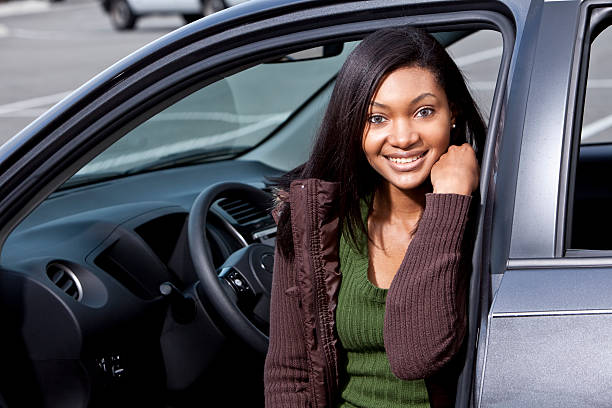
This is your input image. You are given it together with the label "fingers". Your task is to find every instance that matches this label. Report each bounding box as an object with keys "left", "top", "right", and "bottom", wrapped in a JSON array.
[{"left": 430, "top": 143, "right": 479, "bottom": 195}]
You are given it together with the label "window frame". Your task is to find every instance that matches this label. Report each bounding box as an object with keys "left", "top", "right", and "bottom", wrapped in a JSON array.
[{"left": 563, "top": 2, "right": 612, "bottom": 257}]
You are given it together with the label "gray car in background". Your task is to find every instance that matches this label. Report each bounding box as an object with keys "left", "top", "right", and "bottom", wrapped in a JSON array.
[
  {"left": 1, "top": 0, "right": 612, "bottom": 406},
  {"left": 101, "top": 0, "right": 247, "bottom": 30}
]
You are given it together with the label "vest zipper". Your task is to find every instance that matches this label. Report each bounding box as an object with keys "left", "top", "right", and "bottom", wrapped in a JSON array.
[{"left": 307, "top": 181, "right": 337, "bottom": 407}]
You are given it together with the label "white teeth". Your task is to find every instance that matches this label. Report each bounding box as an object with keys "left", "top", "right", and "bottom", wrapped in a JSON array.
[{"left": 387, "top": 152, "right": 425, "bottom": 164}]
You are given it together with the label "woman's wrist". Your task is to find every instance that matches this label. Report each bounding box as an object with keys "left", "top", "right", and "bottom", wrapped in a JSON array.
[{"left": 432, "top": 184, "right": 473, "bottom": 196}]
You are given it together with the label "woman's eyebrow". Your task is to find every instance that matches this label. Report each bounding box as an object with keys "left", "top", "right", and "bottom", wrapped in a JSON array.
[
  {"left": 411, "top": 92, "right": 437, "bottom": 105},
  {"left": 370, "top": 101, "right": 389, "bottom": 108},
  {"left": 370, "top": 93, "right": 438, "bottom": 109}
]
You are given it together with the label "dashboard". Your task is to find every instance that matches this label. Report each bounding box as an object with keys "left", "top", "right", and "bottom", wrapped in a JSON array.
[{"left": 0, "top": 160, "right": 279, "bottom": 407}]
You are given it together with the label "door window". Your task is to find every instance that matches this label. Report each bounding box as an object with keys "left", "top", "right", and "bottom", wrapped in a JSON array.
[
  {"left": 65, "top": 44, "right": 356, "bottom": 187},
  {"left": 62, "top": 30, "right": 502, "bottom": 190},
  {"left": 570, "top": 21, "right": 612, "bottom": 251}
]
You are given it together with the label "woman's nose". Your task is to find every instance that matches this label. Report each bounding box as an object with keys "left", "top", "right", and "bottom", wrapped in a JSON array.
[{"left": 388, "top": 120, "right": 419, "bottom": 147}]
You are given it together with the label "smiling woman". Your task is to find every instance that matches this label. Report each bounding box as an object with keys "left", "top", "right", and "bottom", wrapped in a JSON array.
[{"left": 266, "top": 27, "right": 485, "bottom": 408}]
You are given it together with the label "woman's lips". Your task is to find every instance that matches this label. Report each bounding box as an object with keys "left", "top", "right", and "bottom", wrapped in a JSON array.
[{"left": 384, "top": 151, "right": 428, "bottom": 171}]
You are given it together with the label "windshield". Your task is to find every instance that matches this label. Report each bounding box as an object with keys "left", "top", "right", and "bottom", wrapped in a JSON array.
[{"left": 62, "top": 43, "right": 358, "bottom": 189}]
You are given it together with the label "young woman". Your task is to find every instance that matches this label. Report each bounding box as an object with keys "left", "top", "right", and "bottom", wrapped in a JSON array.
[{"left": 264, "top": 26, "right": 485, "bottom": 408}]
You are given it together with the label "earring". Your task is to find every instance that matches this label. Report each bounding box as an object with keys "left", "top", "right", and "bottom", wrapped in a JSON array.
[{"left": 451, "top": 123, "right": 456, "bottom": 129}]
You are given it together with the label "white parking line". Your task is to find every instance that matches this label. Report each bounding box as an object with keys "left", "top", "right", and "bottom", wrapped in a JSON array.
[
  {"left": 76, "top": 112, "right": 290, "bottom": 175},
  {"left": 582, "top": 115, "right": 612, "bottom": 140},
  {"left": 468, "top": 81, "right": 496, "bottom": 91},
  {"left": 150, "top": 111, "right": 292, "bottom": 124},
  {"left": 0, "top": 94, "right": 288, "bottom": 122},
  {"left": 0, "top": 91, "right": 71, "bottom": 116},
  {"left": 9, "top": 27, "right": 79, "bottom": 41},
  {"left": 454, "top": 46, "right": 503, "bottom": 67},
  {"left": 466, "top": 79, "right": 612, "bottom": 92},
  {"left": 0, "top": 23, "right": 8, "bottom": 38},
  {"left": 0, "top": 0, "right": 90, "bottom": 18},
  {"left": 586, "top": 79, "right": 612, "bottom": 88},
  {"left": 1, "top": 108, "right": 48, "bottom": 117},
  {"left": 0, "top": 0, "right": 49, "bottom": 17}
]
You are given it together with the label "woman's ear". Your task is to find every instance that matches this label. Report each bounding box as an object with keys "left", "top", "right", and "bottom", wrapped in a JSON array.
[
  {"left": 449, "top": 107, "right": 461, "bottom": 146},
  {"left": 450, "top": 105, "right": 457, "bottom": 130}
]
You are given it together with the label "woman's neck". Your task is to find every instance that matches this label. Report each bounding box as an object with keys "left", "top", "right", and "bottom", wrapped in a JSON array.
[{"left": 371, "top": 183, "right": 426, "bottom": 227}]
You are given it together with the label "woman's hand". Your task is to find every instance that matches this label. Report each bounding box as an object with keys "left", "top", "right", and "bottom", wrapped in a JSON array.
[{"left": 430, "top": 143, "right": 479, "bottom": 195}]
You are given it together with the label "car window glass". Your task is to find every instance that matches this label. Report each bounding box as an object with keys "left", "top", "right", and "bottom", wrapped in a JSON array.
[
  {"left": 66, "top": 43, "right": 358, "bottom": 185},
  {"left": 446, "top": 30, "right": 502, "bottom": 121},
  {"left": 244, "top": 29, "right": 504, "bottom": 172},
  {"left": 570, "top": 24, "right": 612, "bottom": 250},
  {"left": 580, "top": 27, "right": 612, "bottom": 145},
  {"left": 62, "top": 30, "right": 502, "bottom": 189}
]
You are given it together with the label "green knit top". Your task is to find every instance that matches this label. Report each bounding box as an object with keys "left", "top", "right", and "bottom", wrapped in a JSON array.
[{"left": 336, "top": 227, "right": 430, "bottom": 408}]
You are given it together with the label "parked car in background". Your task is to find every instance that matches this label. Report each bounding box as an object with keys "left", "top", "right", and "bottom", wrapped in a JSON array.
[
  {"left": 102, "top": 0, "right": 247, "bottom": 30},
  {"left": 2, "top": 0, "right": 612, "bottom": 406}
]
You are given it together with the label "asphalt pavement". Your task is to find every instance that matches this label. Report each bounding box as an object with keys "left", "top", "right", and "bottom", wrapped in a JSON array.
[{"left": 0, "top": 0, "right": 181, "bottom": 142}]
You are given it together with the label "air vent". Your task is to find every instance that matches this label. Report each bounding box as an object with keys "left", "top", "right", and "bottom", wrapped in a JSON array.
[
  {"left": 217, "top": 197, "right": 269, "bottom": 225},
  {"left": 47, "top": 263, "right": 83, "bottom": 302}
]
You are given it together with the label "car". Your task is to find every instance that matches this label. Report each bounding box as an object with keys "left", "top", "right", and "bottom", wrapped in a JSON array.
[
  {"left": 1, "top": 0, "right": 612, "bottom": 406},
  {"left": 101, "top": 0, "right": 248, "bottom": 30}
]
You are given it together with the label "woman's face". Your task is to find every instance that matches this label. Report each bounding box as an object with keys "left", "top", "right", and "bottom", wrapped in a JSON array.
[{"left": 362, "top": 66, "right": 454, "bottom": 193}]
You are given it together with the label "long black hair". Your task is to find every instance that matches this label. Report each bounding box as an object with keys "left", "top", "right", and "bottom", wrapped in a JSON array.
[{"left": 272, "top": 26, "right": 486, "bottom": 259}]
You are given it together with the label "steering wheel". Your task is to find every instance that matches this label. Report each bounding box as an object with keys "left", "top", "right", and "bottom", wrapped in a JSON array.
[{"left": 188, "top": 182, "right": 274, "bottom": 354}]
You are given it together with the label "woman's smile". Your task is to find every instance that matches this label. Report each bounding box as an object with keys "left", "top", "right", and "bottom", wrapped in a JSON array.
[{"left": 385, "top": 150, "right": 428, "bottom": 169}]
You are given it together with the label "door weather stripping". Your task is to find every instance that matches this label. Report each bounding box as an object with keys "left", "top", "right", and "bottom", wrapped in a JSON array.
[{"left": 493, "top": 309, "right": 612, "bottom": 318}]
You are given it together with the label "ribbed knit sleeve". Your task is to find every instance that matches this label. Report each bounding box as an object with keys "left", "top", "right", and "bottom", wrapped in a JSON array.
[
  {"left": 264, "top": 243, "right": 311, "bottom": 407},
  {"left": 383, "top": 193, "right": 472, "bottom": 380}
]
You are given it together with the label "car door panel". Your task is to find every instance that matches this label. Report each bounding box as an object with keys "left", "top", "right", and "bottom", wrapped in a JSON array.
[
  {"left": 481, "top": 313, "right": 612, "bottom": 406},
  {"left": 479, "top": 2, "right": 612, "bottom": 407},
  {"left": 492, "top": 268, "right": 612, "bottom": 314}
]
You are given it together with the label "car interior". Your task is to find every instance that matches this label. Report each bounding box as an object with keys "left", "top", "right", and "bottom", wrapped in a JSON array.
[{"left": 0, "top": 28, "right": 503, "bottom": 407}]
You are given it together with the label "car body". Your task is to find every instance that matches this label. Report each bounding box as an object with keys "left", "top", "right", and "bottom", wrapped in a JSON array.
[
  {"left": 101, "top": 0, "right": 248, "bottom": 30},
  {"left": 2, "top": 0, "right": 612, "bottom": 406}
]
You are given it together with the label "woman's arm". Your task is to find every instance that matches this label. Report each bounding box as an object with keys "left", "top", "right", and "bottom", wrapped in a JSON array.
[
  {"left": 264, "top": 243, "right": 311, "bottom": 407},
  {"left": 383, "top": 193, "right": 472, "bottom": 380}
]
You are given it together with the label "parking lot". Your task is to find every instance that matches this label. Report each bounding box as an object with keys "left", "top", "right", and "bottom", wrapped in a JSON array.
[
  {"left": 0, "top": 0, "right": 179, "bottom": 141},
  {"left": 1, "top": 0, "right": 612, "bottom": 147}
]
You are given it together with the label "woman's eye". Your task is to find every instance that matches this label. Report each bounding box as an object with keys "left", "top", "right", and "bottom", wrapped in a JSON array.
[
  {"left": 368, "top": 115, "right": 386, "bottom": 124},
  {"left": 416, "top": 107, "right": 434, "bottom": 118}
]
